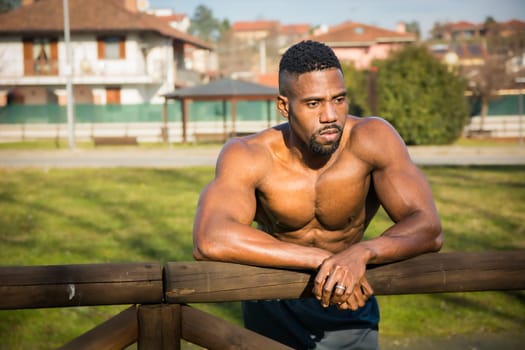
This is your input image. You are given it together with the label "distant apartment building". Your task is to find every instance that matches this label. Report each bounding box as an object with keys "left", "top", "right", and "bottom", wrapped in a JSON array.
[
  {"left": 430, "top": 19, "right": 525, "bottom": 139},
  {"left": 432, "top": 21, "right": 484, "bottom": 41},
  {"left": 430, "top": 19, "right": 525, "bottom": 69},
  {"left": 432, "top": 19, "right": 525, "bottom": 42},
  {"left": 226, "top": 20, "right": 311, "bottom": 86},
  {"left": 309, "top": 21, "right": 416, "bottom": 70}
]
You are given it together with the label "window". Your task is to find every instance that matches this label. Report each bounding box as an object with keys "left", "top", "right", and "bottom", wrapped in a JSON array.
[
  {"left": 97, "top": 36, "right": 126, "bottom": 59},
  {"left": 23, "top": 37, "right": 58, "bottom": 75},
  {"left": 106, "top": 87, "right": 121, "bottom": 105}
]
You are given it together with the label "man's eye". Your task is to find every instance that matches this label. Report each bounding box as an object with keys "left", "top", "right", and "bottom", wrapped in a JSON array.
[
  {"left": 307, "top": 101, "right": 319, "bottom": 108},
  {"left": 334, "top": 97, "right": 346, "bottom": 104}
]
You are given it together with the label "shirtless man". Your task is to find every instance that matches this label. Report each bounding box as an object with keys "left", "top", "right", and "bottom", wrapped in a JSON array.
[{"left": 193, "top": 40, "right": 443, "bottom": 349}]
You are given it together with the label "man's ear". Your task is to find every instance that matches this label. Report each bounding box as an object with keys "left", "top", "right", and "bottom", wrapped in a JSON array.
[{"left": 277, "top": 95, "right": 289, "bottom": 118}]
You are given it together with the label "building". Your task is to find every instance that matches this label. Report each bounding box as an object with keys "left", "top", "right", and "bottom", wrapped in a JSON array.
[
  {"left": 224, "top": 20, "right": 311, "bottom": 86},
  {"left": 0, "top": 0, "right": 213, "bottom": 107},
  {"left": 431, "top": 21, "right": 484, "bottom": 41},
  {"left": 309, "top": 21, "right": 416, "bottom": 70},
  {"left": 428, "top": 19, "right": 525, "bottom": 139},
  {"left": 147, "top": 7, "right": 219, "bottom": 81}
]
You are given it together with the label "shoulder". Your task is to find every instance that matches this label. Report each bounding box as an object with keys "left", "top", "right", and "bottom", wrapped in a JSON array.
[
  {"left": 347, "top": 116, "right": 410, "bottom": 168},
  {"left": 215, "top": 128, "right": 277, "bottom": 183},
  {"left": 349, "top": 116, "right": 398, "bottom": 138}
]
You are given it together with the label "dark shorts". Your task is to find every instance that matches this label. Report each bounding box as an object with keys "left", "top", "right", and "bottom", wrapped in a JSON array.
[{"left": 243, "top": 297, "right": 380, "bottom": 349}]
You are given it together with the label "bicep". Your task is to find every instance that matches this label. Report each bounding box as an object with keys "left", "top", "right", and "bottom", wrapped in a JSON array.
[
  {"left": 360, "top": 119, "right": 436, "bottom": 222},
  {"left": 194, "top": 140, "right": 263, "bottom": 236},
  {"left": 196, "top": 177, "right": 257, "bottom": 229},
  {"left": 373, "top": 162, "right": 436, "bottom": 222}
]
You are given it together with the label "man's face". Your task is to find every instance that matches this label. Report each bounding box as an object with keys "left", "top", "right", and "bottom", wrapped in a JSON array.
[{"left": 278, "top": 68, "right": 348, "bottom": 156}]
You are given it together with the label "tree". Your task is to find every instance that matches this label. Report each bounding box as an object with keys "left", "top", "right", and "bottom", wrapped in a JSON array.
[
  {"left": 375, "top": 45, "right": 469, "bottom": 145},
  {"left": 430, "top": 21, "right": 446, "bottom": 40},
  {"left": 405, "top": 21, "right": 421, "bottom": 40},
  {"left": 466, "top": 55, "right": 511, "bottom": 132},
  {"left": 188, "top": 5, "right": 222, "bottom": 42},
  {"left": 0, "top": 0, "right": 20, "bottom": 13},
  {"left": 341, "top": 63, "right": 371, "bottom": 117}
]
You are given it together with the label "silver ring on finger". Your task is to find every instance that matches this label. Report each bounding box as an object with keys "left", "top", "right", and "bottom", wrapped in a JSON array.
[{"left": 335, "top": 285, "right": 347, "bottom": 291}]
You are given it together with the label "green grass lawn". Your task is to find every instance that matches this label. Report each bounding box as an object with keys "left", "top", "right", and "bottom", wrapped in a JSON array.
[{"left": 0, "top": 165, "right": 524, "bottom": 348}]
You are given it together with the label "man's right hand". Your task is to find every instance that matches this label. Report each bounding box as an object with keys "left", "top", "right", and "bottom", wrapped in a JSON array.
[{"left": 332, "top": 277, "right": 374, "bottom": 310}]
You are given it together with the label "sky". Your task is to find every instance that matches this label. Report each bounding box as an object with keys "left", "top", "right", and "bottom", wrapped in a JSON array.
[{"left": 149, "top": 0, "right": 525, "bottom": 38}]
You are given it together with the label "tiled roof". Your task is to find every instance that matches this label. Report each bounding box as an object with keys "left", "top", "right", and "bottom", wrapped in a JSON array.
[
  {"left": 164, "top": 78, "right": 277, "bottom": 99},
  {"left": 159, "top": 13, "right": 188, "bottom": 22},
  {"left": 280, "top": 24, "right": 311, "bottom": 35},
  {"left": 0, "top": 0, "right": 212, "bottom": 49},
  {"left": 445, "top": 21, "right": 481, "bottom": 30},
  {"left": 311, "top": 21, "right": 416, "bottom": 46},
  {"left": 496, "top": 19, "right": 525, "bottom": 30},
  {"left": 232, "top": 20, "right": 280, "bottom": 32}
]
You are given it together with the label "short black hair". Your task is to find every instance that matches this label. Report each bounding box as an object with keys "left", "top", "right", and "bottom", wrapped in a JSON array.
[{"left": 278, "top": 40, "right": 342, "bottom": 94}]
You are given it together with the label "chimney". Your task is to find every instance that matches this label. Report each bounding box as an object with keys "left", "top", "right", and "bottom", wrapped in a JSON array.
[
  {"left": 124, "top": 0, "right": 138, "bottom": 12},
  {"left": 396, "top": 22, "right": 406, "bottom": 33}
]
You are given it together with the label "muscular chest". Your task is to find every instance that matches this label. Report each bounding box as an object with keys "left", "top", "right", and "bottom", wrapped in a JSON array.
[{"left": 256, "top": 160, "right": 371, "bottom": 231}]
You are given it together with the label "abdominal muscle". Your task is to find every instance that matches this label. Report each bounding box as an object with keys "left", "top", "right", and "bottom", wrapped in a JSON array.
[{"left": 256, "top": 212, "right": 367, "bottom": 254}]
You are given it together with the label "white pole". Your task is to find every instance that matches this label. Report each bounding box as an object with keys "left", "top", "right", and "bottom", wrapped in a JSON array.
[
  {"left": 516, "top": 77, "right": 525, "bottom": 145},
  {"left": 63, "top": 0, "right": 75, "bottom": 149},
  {"left": 259, "top": 40, "right": 266, "bottom": 74},
  {"left": 519, "top": 88, "right": 523, "bottom": 145}
]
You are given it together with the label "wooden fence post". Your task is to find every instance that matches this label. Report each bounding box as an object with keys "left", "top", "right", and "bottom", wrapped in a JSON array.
[{"left": 138, "top": 304, "right": 181, "bottom": 350}]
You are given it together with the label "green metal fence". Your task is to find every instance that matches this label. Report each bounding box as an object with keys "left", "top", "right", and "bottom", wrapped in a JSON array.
[
  {"left": 0, "top": 101, "right": 277, "bottom": 124},
  {"left": 468, "top": 95, "right": 524, "bottom": 116},
  {"left": 1, "top": 95, "right": 519, "bottom": 125}
]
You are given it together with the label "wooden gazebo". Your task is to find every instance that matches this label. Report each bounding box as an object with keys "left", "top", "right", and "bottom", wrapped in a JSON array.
[{"left": 163, "top": 78, "right": 278, "bottom": 143}]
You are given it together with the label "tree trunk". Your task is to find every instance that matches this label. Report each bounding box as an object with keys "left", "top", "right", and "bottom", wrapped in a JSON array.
[{"left": 479, "top": 96, "right": 489, "bottom": 131}]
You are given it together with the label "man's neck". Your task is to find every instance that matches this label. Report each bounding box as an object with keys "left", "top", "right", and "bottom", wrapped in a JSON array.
[{"left": 285, "top": 126, "right": 336, "bottom": 171}]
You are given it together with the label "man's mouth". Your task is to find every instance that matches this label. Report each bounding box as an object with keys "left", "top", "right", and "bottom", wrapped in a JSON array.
[
  {"left": 318, "top": 126, "right": 341, "bottom": 141},
  {"left": 320, "top": 128, "right": 339, "bottom": 135}
]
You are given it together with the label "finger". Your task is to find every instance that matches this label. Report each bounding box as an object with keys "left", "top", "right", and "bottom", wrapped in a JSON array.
[
  {"left": 346, "top": 293, "right": 359, "bottom": 311},
  {"left": 321, "top": 275, "right": 337, "bottom": 307},
  {"left": 312, "top": 270, "right": 330, "bottom": 300},
  {"left": 321, "top": 270, "right": 346, "bottom": 307},
  {"left": 360, "top": 277, "right": 374, "bottom": 297},
  {"left": 330, "top": 281, "right": 350, "bottom": 305},
  {"left": 337, "top": 301, "right": 350, "bottom": 310},
  {"left": 350, "top": 281, "right": 372, "bottom": 308},
  {"left": 331, "top": 283, "right": 347, "bottom": 305},
  {"left": 354, "top": 288, "right": 368, "bottom": 308}
]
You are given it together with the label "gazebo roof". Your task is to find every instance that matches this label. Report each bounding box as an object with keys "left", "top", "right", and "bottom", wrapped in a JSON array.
[{"left": 164, "top": 78, "right": 278, "bottom": 100}]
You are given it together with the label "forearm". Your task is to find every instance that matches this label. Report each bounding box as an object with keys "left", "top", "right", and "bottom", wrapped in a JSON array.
[
  {"left": 357, "top": 211, "right": 443, "bottom": 265},
  {"left": 194, "top": 222, "right": 332, "bottom": 270}
]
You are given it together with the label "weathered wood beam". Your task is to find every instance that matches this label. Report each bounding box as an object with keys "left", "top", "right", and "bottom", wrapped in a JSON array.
[
  {"left": 0, "top": 263, "right": 163, "bottom": 309},
  {"left": 59, "top": 305, "right": 138, "bottom": 350},
  {"left": 138, "top": 304, "right": 181, "bottom": 350},
  {"left": 164, "top": 251, "right": 525, "bottom": 303},
  {"left": 181, "top": 304, "right": 293, "bottom": 350}
]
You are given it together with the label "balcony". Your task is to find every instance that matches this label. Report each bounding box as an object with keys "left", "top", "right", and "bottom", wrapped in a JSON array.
[
  {"left": 2, "top": 58, "right": 203, "bottom": 87},
  {"left": 24, "top": 59, "right": 59, "bottom": 76}
]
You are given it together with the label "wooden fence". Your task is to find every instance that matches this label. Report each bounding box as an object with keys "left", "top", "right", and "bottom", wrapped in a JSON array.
[{"left": 1, "top": 251, "right": 524, "bottom": 349}]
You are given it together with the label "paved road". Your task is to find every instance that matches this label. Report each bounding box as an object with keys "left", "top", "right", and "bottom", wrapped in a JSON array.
[{"left": 0, "top": 145, "right": 524, "bottom": 168}]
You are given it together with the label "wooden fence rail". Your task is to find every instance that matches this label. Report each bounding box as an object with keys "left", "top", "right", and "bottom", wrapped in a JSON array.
[
  {"left": 165, "top": 251, "right": 525, "bottom": 303},
  {"left": 0, "top": 262, "right": 163, "bottom": 309},
  {"left": 1, "top": 251, "right": 524, "bottom": 349}
]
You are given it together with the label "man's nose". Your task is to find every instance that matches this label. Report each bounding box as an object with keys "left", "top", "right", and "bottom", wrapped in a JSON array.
[{"left": 319, "top": 103, "right": 338, "bottom": 123}]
